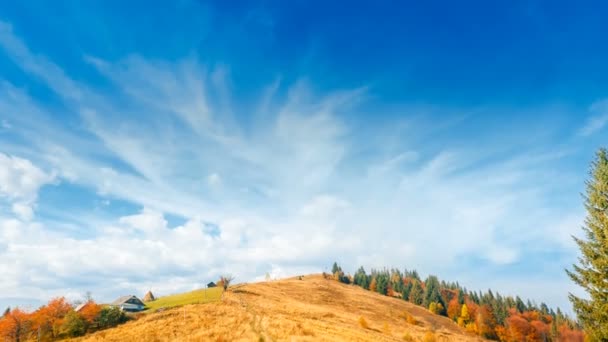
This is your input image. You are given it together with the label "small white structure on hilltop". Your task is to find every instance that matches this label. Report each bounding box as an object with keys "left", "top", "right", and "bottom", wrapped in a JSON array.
[{"left": 110, "top": 295, "right": 146, "bottom": 312}]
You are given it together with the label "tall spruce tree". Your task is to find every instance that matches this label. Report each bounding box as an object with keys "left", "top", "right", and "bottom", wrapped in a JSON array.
[
  {"left": 423, "top": 275, "right": 446, "bottom": 315},
  {"left": 567, "top": 148, "right": 608, "bottom": 340},
  {"left": 354, "top": 266, "right": 370, "bottom": 289},
  {"left": 409, "top": 280, "right": 424, "bottom": 305}
]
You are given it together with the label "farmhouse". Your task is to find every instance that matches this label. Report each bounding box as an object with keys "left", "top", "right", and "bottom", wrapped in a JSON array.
[
  {"left": 110, "top": 295, "right": 146, "bottom": 312},
  {"left": 207, "top": 282, "right": 217, "bottom": 288}
]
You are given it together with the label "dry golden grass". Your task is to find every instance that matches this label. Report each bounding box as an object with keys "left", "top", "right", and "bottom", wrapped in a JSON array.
[
  {"left": 73, "top": 274, "right": 484, "bottom": 341},
  {"left": 358, "top": 316, "right": 369, "bottom": 329},
  {"left": 423, "top": 331, "right": 437, "bottom": 342}
]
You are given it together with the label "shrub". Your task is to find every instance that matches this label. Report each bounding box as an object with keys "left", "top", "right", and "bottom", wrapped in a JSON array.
[
  {"left": 62, "top": 311, "right": 87, "bottom": 337},
  {"left": 358, "top": 316, "right": 369, "bottom": 329},
  {"left": 95, "top": 307, "right": 127, "bottom": 330},
  {"left": 404, "top": 312, "right": 417, "bottom": 325}
]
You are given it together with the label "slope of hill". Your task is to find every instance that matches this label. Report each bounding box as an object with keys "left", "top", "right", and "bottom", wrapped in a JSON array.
[
  {"left": 75, "top": 274, "right": 483, "bottom": 341},
  {"left": 143, "top": 287, "right": 223, "bottom": 311}
]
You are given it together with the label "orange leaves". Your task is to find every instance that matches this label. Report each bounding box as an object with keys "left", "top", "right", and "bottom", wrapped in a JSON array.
[
  {"left": 0, "top": 307, "right": 33, "bottom": 342},
  {"left": 369, "top": 277, "right": 377, "bottom": 292},
  {"left": 505, "top": 310, "right": 552, "bottom": 342},
  {"left": 0, "top": 298, "right": 110, "bottom": 341},
  {"left": 557, "top": 323, "right": 585, "bottom": 342},
  {"left": 79, "top": 301, "right": 102, "bottom": 324},
  {"left": 33, "top": 297, "right": 72, "bottom": 338},
  {"left": 447, "top": 297, "right": 460, "bottom": 320},
  {"left": 507, "top": 314, "right": 530, "bottom": 341},
  {"left": 475, "top": 305, "right": 497, "bottom": 339}
]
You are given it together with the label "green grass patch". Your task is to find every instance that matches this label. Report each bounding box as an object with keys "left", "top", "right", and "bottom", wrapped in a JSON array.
[{"left": 144, "top": 287, "right": 223, "bottom": 312}]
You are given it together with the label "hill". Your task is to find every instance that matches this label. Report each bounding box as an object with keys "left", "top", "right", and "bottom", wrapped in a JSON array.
[{"left": 75, "top": 274, "right": 482, "bottom": 341}]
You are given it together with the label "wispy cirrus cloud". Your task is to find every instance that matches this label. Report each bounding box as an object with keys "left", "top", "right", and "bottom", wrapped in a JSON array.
[{"left": 579, "top": 99, "right": 608, "bottom": 136}]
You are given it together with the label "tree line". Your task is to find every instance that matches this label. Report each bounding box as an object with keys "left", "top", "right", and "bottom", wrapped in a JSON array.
[{"left": 327, "top": 262, "right": 583, "bottom": 341}]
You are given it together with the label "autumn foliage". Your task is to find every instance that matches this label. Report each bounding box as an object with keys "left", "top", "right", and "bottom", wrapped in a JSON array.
[{"left": 0, "top": 298, "right": 125, "bottom": 341}]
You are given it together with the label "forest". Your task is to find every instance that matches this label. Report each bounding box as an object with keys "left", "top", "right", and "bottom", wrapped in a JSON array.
[{"left": 328, "top": 262, "right": 584, "bottom": 342}]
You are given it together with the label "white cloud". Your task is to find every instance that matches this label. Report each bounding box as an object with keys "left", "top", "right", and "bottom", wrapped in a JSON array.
[
  {"left": 0, "top": 153, "right": 55, "bottom": 220},
  {"left": 0, "top": 21, "right": 83, "bottom": 101},
  {"left": 579, "top": 99, "right": 608, "bottom": 136},
  {"left": 119, "top": 208, "right": 168, "bottom": 236},
  {"left": 11, "top": 202, "right": 34, "bottom": 221},
  {"left": 300, "top": 195, "right": 350, "bottom": 218}
]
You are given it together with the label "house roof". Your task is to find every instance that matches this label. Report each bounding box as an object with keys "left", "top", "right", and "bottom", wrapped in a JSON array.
[
  {"left": 74, "top": 302, "right": 88, "bottom": 312},
  {"left": 111, "top": 295, "right": 144, "bottom": 306}
]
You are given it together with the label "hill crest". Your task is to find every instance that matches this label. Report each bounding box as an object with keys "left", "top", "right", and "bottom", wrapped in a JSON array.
[{"left": 76, "top": 274, "right": 482, "bottom": 341}]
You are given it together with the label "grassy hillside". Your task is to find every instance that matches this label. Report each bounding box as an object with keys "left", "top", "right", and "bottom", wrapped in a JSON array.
[
  {"left": 76, "top": 275, "right": 483, "bottom": 341},
  {"left": 144, "top": 287, "right": 223, "bottom": 312}
]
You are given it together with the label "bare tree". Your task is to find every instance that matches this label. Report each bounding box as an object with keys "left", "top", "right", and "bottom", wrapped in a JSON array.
[
  {"left": 218, "top": 275, "right": 234, "bottom": 291},
  {"left": 218, "top": 275, "right": 235, "bottom": 300}
]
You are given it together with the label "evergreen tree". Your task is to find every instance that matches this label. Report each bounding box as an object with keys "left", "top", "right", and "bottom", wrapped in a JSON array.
[
  {"left": 332, "top": 262, "right": 340, "bottom": 274},
  {"left": 457, "top": 289, "right": 465, "bottom": 305},
  {"left": 567, "top": 148, "right": 608, "bottom": 340},
  {"left": 493, "top": 294, "right": 508, "bottom": 326},
  {"left": 375, "top": 271, "right": 390, "bottom": 295},
  {"left": 354, "top": 266, "right": 369, "bottom": 289},
  {"left": 423, "top": 276, "right": 446, "bottom": 315},
  {"left": 540, "top": 302, "right": 549, "bottom": 315},
  {"left": 409, "top": 280, "right": 424, "bottom": 305},
  {"left": 515, "top": 296, "right": 526, "bottom": 313},
  {"left": 402, "top": 281, "right": 413, "bottom": 300},
  {"left": 390, "top": 269, "right": 404, "bottom": 293}
]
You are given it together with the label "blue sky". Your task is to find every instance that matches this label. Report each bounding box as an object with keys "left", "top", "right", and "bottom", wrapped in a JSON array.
[{"left": 0, "top": 1, "right": 607, "bottom": 312}]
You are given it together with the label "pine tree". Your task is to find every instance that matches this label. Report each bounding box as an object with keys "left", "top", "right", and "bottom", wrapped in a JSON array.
[
  {"left": 458, "top": 289, "right": 465, "bottom": 304},
  {"left": 409, "top": 280, "right": 424, "bottom": 305},
  {"left": 515, "top": 296, "right": 526, "bottom": 313},
  {"left": 332, "top": 262, "right": 340, "bottom": 274},
  {"left": 354, "top": 266, "right": 369, "bottom": 289},
  {"left": 423, "top": 276, "right": 446, "bottom": 315},
  {"left": 375, "top": 272, "right": 389, "bottom": 295},
  {"left": 402, "top": 281, "right": 413, "bottom": 300},
  {"left": 567, "top": 148, "right": 608, "bottom": 340}
]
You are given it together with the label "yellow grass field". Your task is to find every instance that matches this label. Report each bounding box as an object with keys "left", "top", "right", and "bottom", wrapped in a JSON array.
[{"left": 75, "top": 275, "right": 485, "bottom": 341}]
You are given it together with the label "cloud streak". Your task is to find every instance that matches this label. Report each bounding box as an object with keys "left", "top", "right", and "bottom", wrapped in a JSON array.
[{"left": 579, "top": 99, "right": 608, "bottom": 136}]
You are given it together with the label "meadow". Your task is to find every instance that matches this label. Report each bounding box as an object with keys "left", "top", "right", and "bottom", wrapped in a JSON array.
[
  {"left": 74, "top": 275, "right": 482, "bottom": 341},
  {"left": 143, "top": 287, "right": 223, "bottom": 312}
]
